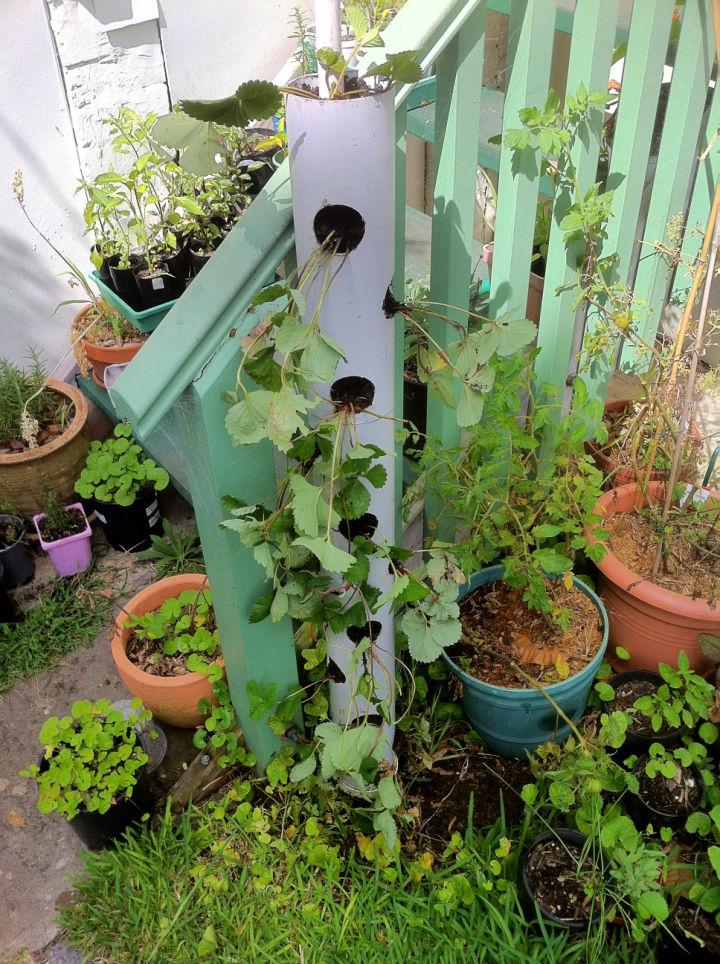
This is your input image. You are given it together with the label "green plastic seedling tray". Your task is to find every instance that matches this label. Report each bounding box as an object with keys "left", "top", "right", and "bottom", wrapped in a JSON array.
[{"left": 90, "top": 270, "right": 177, "bottom": 333}]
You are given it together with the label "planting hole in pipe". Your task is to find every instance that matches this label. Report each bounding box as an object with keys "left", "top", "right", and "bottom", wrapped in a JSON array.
[
  {"left": 338, "top": 513, "right": 378, "bottom": 541},
  {"left": 327, "top": 658, "right": 347, "bottom": 684},
  {"left": 313, "top": 205, "right": 366, "bottom": 253},
  {"left": 347, "top": 621, "right": 382, "bottom": 645},
  {"left": 331, "top": 376, "right": 375, "bottom": 412}
]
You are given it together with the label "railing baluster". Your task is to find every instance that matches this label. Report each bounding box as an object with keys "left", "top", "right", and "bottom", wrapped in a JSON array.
[
  {"left": 582, "top": 0, "right": 675, "bottom": 401},
  {"left": 534, "top": 0, "right": 619, "bottom": 400},
  {"left": 625, "top": 0, "right": 715, "bottom": 364},
  {"left": 488, "top": 0, "right": 554, "bottom": 322}
]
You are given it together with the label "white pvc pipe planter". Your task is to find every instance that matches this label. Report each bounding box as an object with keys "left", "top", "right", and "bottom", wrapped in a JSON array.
[{"left": 286, "top": 83, "right": 397, "bottom": 760}]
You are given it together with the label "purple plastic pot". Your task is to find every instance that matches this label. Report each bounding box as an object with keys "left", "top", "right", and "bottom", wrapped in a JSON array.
[{"left": 32, "top": 503, "right": 92, "bottom": 578}]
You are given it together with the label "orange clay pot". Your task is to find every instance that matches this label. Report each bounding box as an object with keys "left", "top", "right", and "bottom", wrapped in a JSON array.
[
  {"left": 586, "top": 400, "right": 702, "bottom": 489},
  {"left": 111, "top": 573, "right": 220, "bottom": 728},
  {"left": 74, "top": 305, "right": 145, "bottom": 388},
  {"left": 592, "top": 482, "right": 718, "bottom": 673}
]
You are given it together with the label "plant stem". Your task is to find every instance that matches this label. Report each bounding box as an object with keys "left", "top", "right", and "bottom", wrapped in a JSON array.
[{"left": 650, "top": 197, "right": 720, "bottom": 582}]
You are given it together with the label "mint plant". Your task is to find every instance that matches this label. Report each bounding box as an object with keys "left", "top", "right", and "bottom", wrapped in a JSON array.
[
  {"left": 125, "top": 587, "right": 219, "bottom": 676},
  {"left": 20, "top": 699, "right": 150, "bottom": 820},
  {"left": 75, "top": 423, "right": 169, "bottom": 507}
]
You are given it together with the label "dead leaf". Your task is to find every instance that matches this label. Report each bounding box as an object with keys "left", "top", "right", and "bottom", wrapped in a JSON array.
[{"left": 7, "top": 810, "right": 26, "bottom": 828}]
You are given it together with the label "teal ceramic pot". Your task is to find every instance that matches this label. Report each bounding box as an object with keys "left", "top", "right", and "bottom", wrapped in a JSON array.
[{"left": 442, "top": 565, "right": 609, "bottom": 758}]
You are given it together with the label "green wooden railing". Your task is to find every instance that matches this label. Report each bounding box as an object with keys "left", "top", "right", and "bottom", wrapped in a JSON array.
[{"left": 111, "top": 0, "right": 718, "bottom": 766}]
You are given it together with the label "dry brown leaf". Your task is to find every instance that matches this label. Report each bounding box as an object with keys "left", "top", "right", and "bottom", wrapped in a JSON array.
[{"left": 7, "top": 809, "right": 26, "bottom": 828}]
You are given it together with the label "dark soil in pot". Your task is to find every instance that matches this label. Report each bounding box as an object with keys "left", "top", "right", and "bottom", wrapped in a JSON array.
[
  {"left": 0, "top": 514, "right": 35, "bottom": 588},
  {"left": 93, "top": 491, "right": 162, "bottom": 553},
  {"left": 521, "top": 830, "right": 599, "bottom": 929},
  {"left": 0, "top": 388, "right": 75, "bottom": 455},
  {"left": 38, "top": 507, "right": 87, "bottom": 542},
  {"left": 659, "top": 902, "right": 720, "bottom": 961},
  {"left": 108, "top": 254, "right": 143, "bottom": 311},
  {"left": 450, "top": 580, "right": 604, "bottom": 688},
  {"left": 630, "top": 758, "right": 704, "bottom": 828},
  {"left": 609, "top": 670, "right": 685, "bottom": 751},
  {"left": 133, "top": 262, "right": 184, "bottom": 308}
]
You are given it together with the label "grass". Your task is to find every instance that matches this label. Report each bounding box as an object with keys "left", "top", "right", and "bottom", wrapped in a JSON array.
[
  {"left": 0, "top": 570, "right": 114, "bottom": 691},
  {"left": 60, "top": 801, "right": 658, "bottom": 964}
]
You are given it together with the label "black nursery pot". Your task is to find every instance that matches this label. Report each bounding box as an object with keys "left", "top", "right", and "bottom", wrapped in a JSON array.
[
  {"left": 38, "top": 756, "right": 153, "bottom": 851},
  {"left": 108, "top": 254, "right": 143, "bottom": 310},
  {"left": 133, "top": 262, "right": 184, "bottom": 309},
  {"left": 609, "top": 670, "right": 685, "bottom": 753},
  {"left": 403, "top": 377, "right": 427, "bottom": 458},
  {"left": 92, "top": 246, "right": 113, "bottom": 287},
  {"left": 520, "top": 829, "right": 596, "bottom": 931},
  {"left": 189, "top": 245, "right": 215, "bottom": 276},
  {"left": 0, "top": 514, "right": 35, "bottom": 588},
  {"left": 93, "top": 491, "right": 162, "bottom": 553},
  {"left": 628, "top": 758, "right": 704, "bottom": 830},
  {"left": 0, "top": 562, "right": 19, "bottom": 623}
]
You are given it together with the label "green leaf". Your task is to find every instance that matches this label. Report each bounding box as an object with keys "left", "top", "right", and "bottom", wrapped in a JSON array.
[
  {"left": 300, "top": 334, "right": 345, "bottom": 382},
  {"left": 151, "top": 114, "right": 226, "bottom": 176},
  {"left": 365, "top": 50, "right": 422, "bottom": 85},
  {"left": 399, "top": 609, "right": 461, "bottom": 663},
  {"left": 364, "top": 464, "right": 387, "bottom": 489},
  {"left": 532, "top": 548, "right": 572, "bottom": 574},
  {"left": 710, "top": 846, "right": 720, "bottom": 878},
  {"left": 180, "top": 80, "right": 282, "bottom": 127},
  {"left": 290, "top": 753, "right": 317, "bottom": 783},
  {"left": 226, "top": 391, "right": 273, "bottom": 447},
  {"left": 456, "top": 384, "right": 485, "bottom": 428},
  {"left": 292, "top": 537, "right": 355, "bottom": 574},
  {"left": 338, "top": 479, "right": 371, "bottom": 520},
  {"left": 247, "top": 680, "right": 278, "bottom": 720},
  {"left": 289, "top": 475, "right": 334, "bottom": 538},
  {"left": 636, "top": 891, "right": 668, "bottom": 923},
  {"left": 377, "top": 776, "right": 401, "bottom": 810},
  {"left": 495, "top": 318, "right": 536, "bottom": 356},
  {"left": 316, "top": 47, "right": 346, "bottom": 73},
  {"left": 373, "top": 808, "right": 397, "bottom": 849}
]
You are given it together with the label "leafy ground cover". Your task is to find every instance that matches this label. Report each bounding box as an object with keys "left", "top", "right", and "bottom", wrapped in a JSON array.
[
  {"left": 0, "top": 570, "right": 113, "bottom": 692},
  {"left": 60, "top": 798, "right": 654, "bottom": 964}
]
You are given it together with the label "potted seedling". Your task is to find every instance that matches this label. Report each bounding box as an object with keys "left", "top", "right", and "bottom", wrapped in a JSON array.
[
  {"left": 520, "top": 829, "right": 599, "bottom": 930},
  {"left": 422, "top": 356, "right": 609, "bottom": 757},
  {"left": 628, "top": 743, "right": 706, "bottom": 830},
  {"left": 20, "top": 698, "right": 153, "bottom": 850},
  {"left": 33, "top": 490, "right": 92, "bottom": 578},
  {"left": 0, "top": 349, "right": 90, "bottom": 516},
  {"left": 0, "top": 509, "right": 34, "bottom": 588},
  {"left": 111, "top": 575, "right": 220, "bottom": 728},
  {"left": 74, "top": 423, "right": 168, "bottom": 552}
]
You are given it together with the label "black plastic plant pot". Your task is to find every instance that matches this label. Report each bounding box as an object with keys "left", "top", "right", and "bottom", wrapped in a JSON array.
[
  {"left": 189, "top": 245, "right": 215, "bottom": 276},
  {"left": 151, "top": 247, "right": 189, "bottom": 288},
  {"left": 403, "top": 377, "right": 427, "bottom": 458},
  {"left": 92, "top": 246, "right": 113, "bottom": 287},
  {"left": 608, "top": 670, "right": 685, "bottom": 754},
  {"left": 0, "top": 562, "right": 19, "bottom": 623},
  {"left": 93, "top": 492, "right": 162, "bottom": 553},
  {"left": 108, "top": 254, "right": 144, "bottom": 310},
  {"left": 519, "top": 829, "right": 597, "bottom": 931},
  {"left": 0, "top": 514, "right": 34, "bottom": 588},
  {"left": 133, "top": 262, "right": 184, "bottom": 309},
  {"left": 39, "top": 756, "right": 153, "bottom": 851},
  {"left": 628, "top": 758, "right": 704, "bottom": 830},
  {"left": 658, "top": 903, "right": 720, "bottom": 963}
]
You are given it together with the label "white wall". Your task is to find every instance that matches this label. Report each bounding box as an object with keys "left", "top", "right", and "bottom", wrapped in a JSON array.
[
  {"left": 160, "top": 0, "right": 312, "bottom": 101},
  {"left": 0, "top": 1, "right": 87, "bottom": 375},
  {"left": 1, "top": 0, "right": 308, "bottom": 373}
]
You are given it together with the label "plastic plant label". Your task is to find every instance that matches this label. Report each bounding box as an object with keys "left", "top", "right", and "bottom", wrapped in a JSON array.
[
  {"left": 95, "top": 511, "right": 107, "bottom": 524},
  {"left": 147, "top": 510, "right": 161, "bottom": 528},
  {"left": 679, "top": 483, "right": 713, "bottom": 508},
  {"left": 151, "top": 278, "right": 165, "bottom": 291},
  {"left": 145, "top": 500, "right": 159, "bottom": 517}
]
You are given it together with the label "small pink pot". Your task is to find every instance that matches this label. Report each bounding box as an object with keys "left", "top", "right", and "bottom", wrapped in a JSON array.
[{"left": 32, "top": 502, "right": 92, "bottom": 578}]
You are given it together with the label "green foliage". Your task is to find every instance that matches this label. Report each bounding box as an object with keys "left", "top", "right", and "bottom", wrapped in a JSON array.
[
  {"left": 633, "top": 652, "right": 715, "bottom": 735},
  {"left": 418, "top": 353, "right": 607, "bottom": 626},
  {"left": 125, "top": 587, "right": 218, "bottom": 669},
  {"left": 193, "top": 679, "right": 256, "bottom": 770},
  {"left": 75, "top": 423, "right": 169, "bottom": 507},
  {"left": 136, "top": 521, "right": 205, "bottom": 578},
  {"left": 20, "top": 699, "right": 150, "bottom": 821},
  {"left": 179, "top": 80, "right": 283, "bottom": 128},
  {"left": 0, "top": 350, "right": 68, "bottom": 448},
  {"left": 0, "top": 572, "right": 113, "bottom": 692},
  {"left": 41, "top": 489, "right": 79, "bottom": 539}
]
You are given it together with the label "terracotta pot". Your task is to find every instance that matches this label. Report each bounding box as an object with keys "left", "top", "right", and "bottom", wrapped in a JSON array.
[
  {"left": 587, "top": 400, "right": 702, "bottom": 488},
  {"left": 592, "top": 482, "right": 718, "bottom": 672},
  {"left": 111, "top": 574, "right": 220, "bottom": 728},
  {"left": 0, "top": 379, "right": 90, "bottom": 517},
  {"left": 75, "top": 305, "right": 144, "bottom": 388}
]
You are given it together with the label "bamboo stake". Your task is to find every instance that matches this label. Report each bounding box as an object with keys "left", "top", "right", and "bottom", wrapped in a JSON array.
[{"left": 650, "top": 203, "right": 720, "bottom": 582}]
